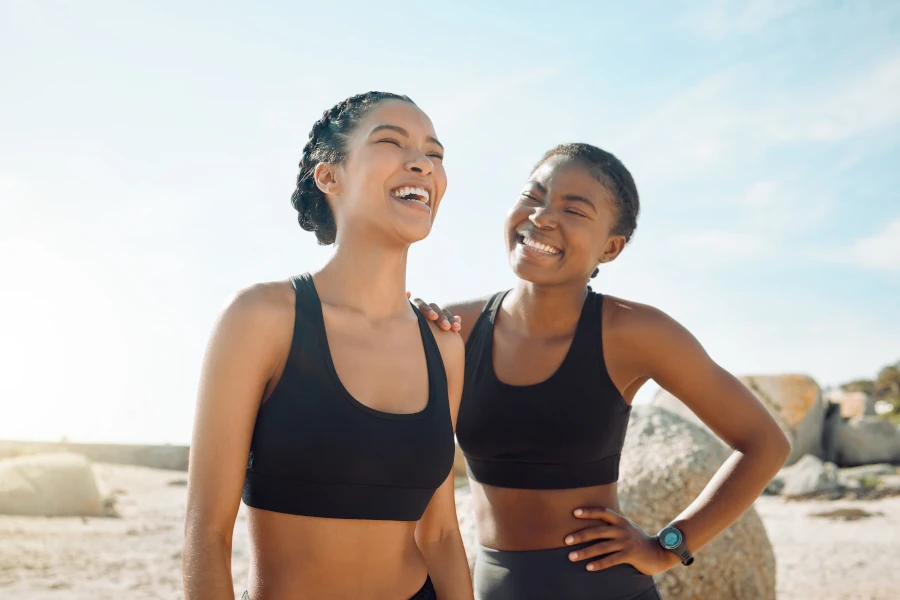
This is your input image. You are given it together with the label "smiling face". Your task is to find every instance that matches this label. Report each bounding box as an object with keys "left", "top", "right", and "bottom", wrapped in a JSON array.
[
  {"left": 316, "top": 99, "right": 447, "bottom": 246},
  {"left": 505, "top": 156, "right": 627, "bottom": 286}
]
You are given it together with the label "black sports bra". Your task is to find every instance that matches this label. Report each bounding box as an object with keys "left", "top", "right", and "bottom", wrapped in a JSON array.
[
  {"left": 242, "top": 274, "right": 455, "bottom": 520},
  {"left": 455, "top": 288, "right": 631, "bottom": 489}
]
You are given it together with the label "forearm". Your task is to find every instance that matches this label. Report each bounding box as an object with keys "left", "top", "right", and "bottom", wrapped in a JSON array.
[
  {"left": 182, "top": 532, "right": 236, "bottom": 600},
  {"left": 418, "top": 532, "right": 474, "bottom": 600},
  {"left": 669, "top": 442, "right": 788, "bottom": 554}
]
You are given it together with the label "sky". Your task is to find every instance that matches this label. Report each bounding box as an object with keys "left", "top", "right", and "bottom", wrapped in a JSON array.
[{"left": 1, "top": 0, "right": 899, "bottom": 445}]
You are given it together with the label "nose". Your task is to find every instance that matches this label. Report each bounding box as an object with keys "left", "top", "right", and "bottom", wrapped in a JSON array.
[
  {"left": 406, "top": 150, "right": 434, "bottom": 176},
  {"left": 529, "top": 206, "right": 557, "bottom": 229}
]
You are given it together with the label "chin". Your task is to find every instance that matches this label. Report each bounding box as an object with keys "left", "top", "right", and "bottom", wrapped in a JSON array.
[
  {"left": 508, "top": 255, "right": 558, "bottom": 285},
  {"left": 396, "top": 221, "right": 433, "bottom": 245}
]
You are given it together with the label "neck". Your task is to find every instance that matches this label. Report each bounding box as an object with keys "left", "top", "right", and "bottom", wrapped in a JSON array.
[
  {"left": 505, "top": 278, "right": 590, "bottom": 338},
  {"left": 313, "top": 232, "right": 412, "bottom": 319}
]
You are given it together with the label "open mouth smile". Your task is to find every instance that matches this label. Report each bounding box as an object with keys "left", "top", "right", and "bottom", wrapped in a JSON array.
[
  {"left": 390, "top": 185, "right": 431, "bottom": 207},
  {"left": 517, "top": 233, "right": 562, "bottom": 256}
]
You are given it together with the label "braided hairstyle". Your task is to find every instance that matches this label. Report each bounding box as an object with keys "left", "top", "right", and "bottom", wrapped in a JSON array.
[
  {"left": 532, "top": 143, "right": 640, "bottom": 243},
  {"left": 291, "top": 92, "right": 416, "bottom": 245}
]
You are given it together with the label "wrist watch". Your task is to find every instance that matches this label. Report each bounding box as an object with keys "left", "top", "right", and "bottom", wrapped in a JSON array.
[{"left": 657, "top": 525, "right": 694, "bottom": 566}]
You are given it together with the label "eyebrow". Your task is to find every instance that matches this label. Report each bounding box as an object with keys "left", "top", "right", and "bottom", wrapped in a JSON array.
[
  {"left": 528, "top": 181, "right": 596, "bottom": 211},
  {"left": 369, "top": 124, "right": 444, "bottom": 151}
]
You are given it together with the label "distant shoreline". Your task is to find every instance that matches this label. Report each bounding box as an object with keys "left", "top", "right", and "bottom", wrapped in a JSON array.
[{"left": 0, "top": 440, "right": 189, "bottom": 471}]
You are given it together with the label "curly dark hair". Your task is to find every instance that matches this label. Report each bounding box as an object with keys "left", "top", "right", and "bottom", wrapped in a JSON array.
[
  {"left": 291, "top": 92, "right": 416, "bottom": 245},
  {"left": 532, "top": 143, "right": 640, "bottom": 243}
]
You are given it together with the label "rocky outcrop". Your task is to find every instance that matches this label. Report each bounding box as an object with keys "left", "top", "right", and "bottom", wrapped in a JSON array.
[
  {"left": 653, "top": 374, "right": 825, "bottom": 465},
  {"left": 618, "top": 407, "right": 776, "bottom": 600},
  {"left": 824, "top": 390, "right": 876, "bottom": 419},
  {"left": 835, "top": 416, "right": 900, "bottom": 466},
  {"left": 0, "top": 453, "right": 108, "bottom": 517},
  {"left": 456, "top": 407, "right": 777, "bottom": 600},
  {"left": 772, "top": 455, "right": 841, "bottom": 497}
]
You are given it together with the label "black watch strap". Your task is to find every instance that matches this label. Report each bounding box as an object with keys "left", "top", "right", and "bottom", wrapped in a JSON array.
[
  {"left": 674, "top": 545, "right": 694, "bottom": 566},
  {"left": 658, "top": 525, "right": 694, "bottom": 566}
]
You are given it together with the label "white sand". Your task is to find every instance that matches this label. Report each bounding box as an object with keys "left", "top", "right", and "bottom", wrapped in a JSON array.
[{"left": 1, "top": 463, "right": 898, "bottom": 599}]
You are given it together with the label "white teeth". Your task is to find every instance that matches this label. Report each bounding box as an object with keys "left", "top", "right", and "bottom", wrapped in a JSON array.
[
  {"left": 520, "top": 235, "right": 560, "bottom": 255},
  {"left": 391, "top": 186, "right": 430, "bottom": 204}
]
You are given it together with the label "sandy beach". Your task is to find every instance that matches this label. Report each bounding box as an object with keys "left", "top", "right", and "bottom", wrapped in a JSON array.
[{"left": 1, "top": 463, "right": 898, "bottom": 599}]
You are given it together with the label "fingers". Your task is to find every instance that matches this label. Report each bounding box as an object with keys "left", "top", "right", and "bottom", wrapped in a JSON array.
[
  {"left": 585, "top": 551, "right": 628, "bottom": 572},
  {"left": 568, "top": 540, "right": 624, "bottom": 562},
  {"left": 564, "top": 525, "right": 619, "bottom": 546},
  {"left": 573, "top": 507, "right": 623, "bottom": 525},
  {"left": 429, "top": 303, "right": 453, "bottom": 330},
  {"left": 408, "top": 298, "right": 462, "bottom": 332},
  {"left": 441, "top": 308, "right": 462, "bottom": 332},
  {"left": 411, "top": 297, "right": 440, "bottom": 320}
]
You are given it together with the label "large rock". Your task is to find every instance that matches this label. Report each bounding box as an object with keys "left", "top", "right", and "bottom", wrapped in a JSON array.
[
  {"left": 455, "top": 488, "right": 478, "bottom": 575},
  {"left": 835, "top": 416, "right": 900, "bottom": 466},
  {"left": 654, "top": 374, "right": 824, "bottom": 465},
  {"left": 618, "top": 406, "right": 776, "bottom": 600},
  {"left": 825, "top": 390, "right": 876, "bottom": 419},
  {"left": 456, "top": 406, "right": 777, "bottom": 600},
  {"left": 774, "top": 454, "right": 841, "bottom": 497},
  {"left": 0, "top": 453, "right": 107, "bottom": 517}
]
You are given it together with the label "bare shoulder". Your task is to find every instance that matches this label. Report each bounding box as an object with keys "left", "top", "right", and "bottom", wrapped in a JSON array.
[
  {"left": 207, "top": 280, "right": 297, "bottom": 367},
  {"left": 219, "top": 280, "right": 295, "bottom": 331},
  {"left": 426, "top": 319, "right": 465, "bottom": 371},
  {"left": 601, "top": 294, "right": 688, "bottom": 345}
]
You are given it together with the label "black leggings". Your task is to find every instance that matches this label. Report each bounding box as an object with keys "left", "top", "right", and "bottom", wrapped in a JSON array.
[
  {"left": 242, "top": 575, "right": 435, "bottom": 599},
  {"left": 474, "top": 543, "right": 661, "bottom": 600}
]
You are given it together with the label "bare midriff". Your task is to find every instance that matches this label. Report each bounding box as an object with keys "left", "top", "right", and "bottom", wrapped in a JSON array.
[
  {"left": 470, "top": 480, "right": 620, "bottom": 551},
  {"left": 245, "top": 507, "right": 428, "bottom": 600}
]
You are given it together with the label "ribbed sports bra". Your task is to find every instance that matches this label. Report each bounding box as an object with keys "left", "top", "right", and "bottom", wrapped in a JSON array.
[
  {"left": 455, "top": 288, "right": 631, "bottom": 490},
  {"left": 242, "top": 273, "right": 455, "bottom": 521}
]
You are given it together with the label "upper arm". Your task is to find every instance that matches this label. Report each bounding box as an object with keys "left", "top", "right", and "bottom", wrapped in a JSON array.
[
  {"left": 184, "top": 284, "right": 291, "bottom": 541},
  {"left": 624, "top": 305, "right": 789, "bottom": 455}
]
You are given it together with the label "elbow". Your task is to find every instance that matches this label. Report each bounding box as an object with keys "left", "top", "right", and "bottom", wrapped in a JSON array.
[
  {"left": 772, "top": 430, "right": 792, "bottom": 467},
  {"left": 756, "top": 427, "right": 791, "bottom": 471},
  {"left": 738, "top": 425, "right": 791, "bottom": 472}
]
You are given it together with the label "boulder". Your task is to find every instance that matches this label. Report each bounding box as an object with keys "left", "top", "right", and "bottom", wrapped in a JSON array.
[
  {"left": 835, "top": 416, "right": 900, "bottom": 466},
  {"left": 653, "top": 374, "right": 825, "bottom": 465},
  {"left": 776, "top": 454, "right": 841, "bottom": 497},
  {"left": 457, "top": 407, "right": 777, "bottom": 600},
  {"left": 0, "top": 453, "right": 107, "bottom": 517},
  {"left": 838, "top": 464, "right": 896, "bottom": 480},
  {"left": 455, "top": 488, "right": 478, "bottom": 575},
  {"left": 823, "top": 390, "right": 876, "bottom": 419},
  {"left": 618, "top": 407, "right": 776, "bottom": 600}
]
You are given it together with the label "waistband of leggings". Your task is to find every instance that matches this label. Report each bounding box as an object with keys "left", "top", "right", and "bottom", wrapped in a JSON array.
[{"left": 478, "top": 541, "right": 596, "bottom": 556}]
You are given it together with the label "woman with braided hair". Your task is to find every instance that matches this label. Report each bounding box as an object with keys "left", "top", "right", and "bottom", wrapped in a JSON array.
[
  {"left": 183, "top": 92, "right": 473, "bottom": 600},
  {"left": 411, "top": 143, "right": 790, "bottom": 599}
]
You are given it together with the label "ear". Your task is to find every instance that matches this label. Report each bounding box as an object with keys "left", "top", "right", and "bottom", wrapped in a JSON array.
[
  {"left": 598, "top": 235, "right": 626, "bottom": 264},
  {"left": 314, "top": 162, "right": 341, "bottom": 196}
]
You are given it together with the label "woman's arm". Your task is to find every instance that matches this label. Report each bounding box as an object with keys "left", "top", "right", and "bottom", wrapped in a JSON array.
[
  {"left": 567, "top": 304, "right": 791, "bottom": 574},
  {"left": 183, "top": 284, "right": 290, "bottom": 599},
  {"left": 414, "top": 324, "right": 474, "bottom": 599},
  {"left": 635, "top": 307, "right": 791, "bottom": 555}
]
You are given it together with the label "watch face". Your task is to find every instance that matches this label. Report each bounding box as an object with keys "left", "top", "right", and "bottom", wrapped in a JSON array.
[{"left": 661, "top": 528, "right": 682, "bottom": 549}]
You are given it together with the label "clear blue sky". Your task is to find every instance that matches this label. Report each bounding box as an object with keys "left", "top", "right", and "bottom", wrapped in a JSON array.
[{"left": 2, "top": 1, "right": 899, "bottom": 444}]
